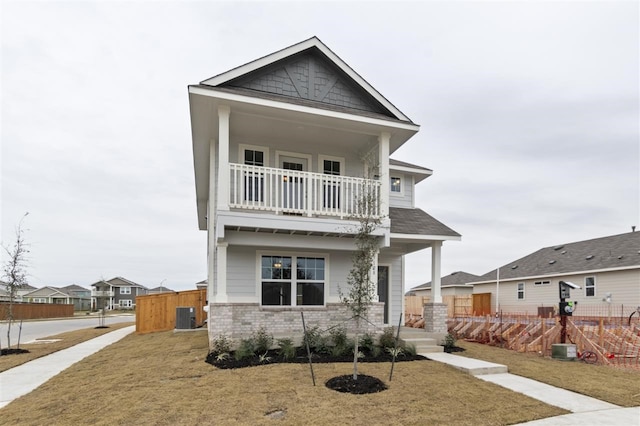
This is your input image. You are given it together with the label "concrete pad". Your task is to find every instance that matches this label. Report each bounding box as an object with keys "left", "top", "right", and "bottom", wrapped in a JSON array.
[
  {"left": 425, "top": 352, "right": 508, "bottom": 375},
  {"left": 478, "top": 373, "right": 620, "bottom": 413},
  {"left": 515, "top": 407, "right": 640, "bottom": 425},
  {"left": 0, "top": 325, "right": 135, "bottom": 409}
]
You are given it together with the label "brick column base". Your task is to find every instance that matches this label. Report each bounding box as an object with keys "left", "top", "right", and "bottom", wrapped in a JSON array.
[{"left": 423, "top": 303, "right": 447, "bottom": 333}]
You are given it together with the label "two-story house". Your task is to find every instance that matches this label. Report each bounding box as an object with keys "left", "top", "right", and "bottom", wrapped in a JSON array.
[
  {"left": 189, "top": 37, "right": 460, "bottom": 344},
  {"left": 90, "top": 277, "right": 148, "bottom": 310}
]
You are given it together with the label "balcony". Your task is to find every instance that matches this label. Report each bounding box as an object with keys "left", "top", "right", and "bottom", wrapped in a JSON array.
[
  {"left": 91, "top": 290, "right": 114, "bottom": 298},
  {"left": 229, "top": 163, "right": 381, "bottom": 219}
]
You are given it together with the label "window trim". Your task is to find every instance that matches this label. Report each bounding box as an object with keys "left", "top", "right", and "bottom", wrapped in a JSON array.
[
  {"left": 318, "top": 155, "right": 345, "bottom": 176},
  {"left": 120, "top": 287, "right": 131, "bottom": 295},
  {"left": 517, "top": 282, "right": 525, "bottom": 300},
  {"left": 257, "top": 251, "right": 329, "bottom": 307},
  {"left": 390, "top": 176, "right": 403, "bottom": 195},
  {"left": 585, "top": 276, "right": 596, "bottom": 297},
  {"left": 238, "top": 144, "right": 269, "bottom": 167}
]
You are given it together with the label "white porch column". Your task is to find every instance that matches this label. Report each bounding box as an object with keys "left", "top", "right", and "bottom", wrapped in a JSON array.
[
  {"left": 431, "top": 241, "right": 442, "bottom": 303},
  {"left": 217, "top": 105, "right": 230, "bottom": 211},
  {"left": 378, "top": 132, "right": 390, "bottom": 217},
  {"left": 216, "top": 242, "right": 228, "bottom": 303},
  {"left": 207, "top": 139, "right": 217, "bottom": 304}
]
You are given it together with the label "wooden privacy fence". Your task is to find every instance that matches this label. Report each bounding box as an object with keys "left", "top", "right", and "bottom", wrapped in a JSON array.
[
  {"left": 404, "top": 295, "right": 473, "bottom": 320},
  {"left": 0, "top": 302, "right": 74, "bottom": 320},
  {"left": 135, "top": 289, "right": 207, "bottom": 334}
]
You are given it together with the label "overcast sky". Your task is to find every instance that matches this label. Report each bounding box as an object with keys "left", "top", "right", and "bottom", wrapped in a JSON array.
[{"left": 1, "top": 1, "right": 638, "bottom": 292}]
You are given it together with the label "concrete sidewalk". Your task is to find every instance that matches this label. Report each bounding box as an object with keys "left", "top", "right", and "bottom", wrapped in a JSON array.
[
  {"left": 0, "top": 325, "right": 135, "bottom": 409},
  {"left": 424, "top": 352, "right": 640, "bottom": 425}
]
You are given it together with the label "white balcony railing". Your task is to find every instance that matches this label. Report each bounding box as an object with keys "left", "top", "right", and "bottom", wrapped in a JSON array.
[
  {"left": 229, "top": 163, "right": 381, "bottom": 219},
  {"left": 91, "top": 290, "right": 114, "bottom": 298}
]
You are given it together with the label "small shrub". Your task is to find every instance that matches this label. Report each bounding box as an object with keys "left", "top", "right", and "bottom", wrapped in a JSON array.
[
  {"left": 404, "top": 343, "right": 417, "bottom": 357},
  {"left": 258, "top": 352, "right": 272, "bottom": 363},
  {"left": 253, "top": 327, "right": 274, "bottom": 353},
  {"left": 215, "top": 352, "right": 230, "bottom": 362},
  {"left": 303, "top": 326, "right": 330, "bottom": 354},
  {"left": 359, "top": 333, "right": 375, "bottom": 352},
  {"left": 276, "top": 338, "right": 296, "bottom": 360},
  {"left": 211, "top": 334, "right": 232, "bottom": 355},
  {"left": 234, "top": 337, "right": 256, "bottom": 360},
  {"left": 370, "top": 345, "right": 382, "bottom": 358},
  {"left": 444, "top": 333, "right": 456, "bottom": 350},
  {"left": 329, "top": 326, "right": 348, "bottom": 348},
  {"left": 386, "top": 346, "right": 403, "bottom": 357},
  {"left": 378, "top": 327, "right": 397, "bottom": 349}
]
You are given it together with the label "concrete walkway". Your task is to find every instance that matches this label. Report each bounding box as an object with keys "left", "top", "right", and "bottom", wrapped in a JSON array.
[
  {"left": 424, "top": 352, "right": 640, "bottom": 425},
  {"left": 0, "top": 325, "right": 135, "bottom": 409}
]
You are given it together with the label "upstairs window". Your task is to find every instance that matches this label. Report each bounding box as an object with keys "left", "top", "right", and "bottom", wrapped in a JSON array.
[
  {"left": 322, "top": 159, "right": 341, "bottom": 209},
  {"left": 244, "top": 149, "right": 264, "bottom": 166},
  {"left": 390, "top": 177, "right": 402, "bottom": 193},
  {"left": 534, "top": 280, "right": 550, "bottom": 286},
  {"left": 517, "top": 283, "right": 525, "bottom": 300},
  {"left": 585, "top": 276, "right": 596, "bottom": 297},
  {"left": 120, "top": 287, "right": 131, "bottom": 295},
  {"left": 243, "top": 149, "right": 265, "bottom": 202}
]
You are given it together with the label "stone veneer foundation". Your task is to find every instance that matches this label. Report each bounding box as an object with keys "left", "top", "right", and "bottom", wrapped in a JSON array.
[
  {"left": 423, "top": 303, "right": 448, "bottom": 333},
  {"left": 208, "top": 302, "right": 384, "bottom": 347}
]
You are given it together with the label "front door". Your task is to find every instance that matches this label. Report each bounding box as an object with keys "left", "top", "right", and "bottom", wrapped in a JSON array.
[{"left": 377, "top": 265, "right": 389, "bottom": 324}]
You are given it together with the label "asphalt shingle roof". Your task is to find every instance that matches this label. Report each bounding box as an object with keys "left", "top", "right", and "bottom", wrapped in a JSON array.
[
  {"left": 410, "top": 271, "right": 482, "bottom": 291},
  {"left": 390, "top": 208, "right": 460, "bottom": 237},
  {"left": 474, "top": 231, "right": 640, "bottom": 282}
]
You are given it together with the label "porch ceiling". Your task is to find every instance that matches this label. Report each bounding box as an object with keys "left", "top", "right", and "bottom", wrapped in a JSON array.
[{"left": 224, "top": 225, "right": 354, "bottom": 239}]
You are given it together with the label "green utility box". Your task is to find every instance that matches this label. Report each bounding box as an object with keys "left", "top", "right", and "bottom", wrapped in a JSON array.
[{"left": 552, "top": 343, "right": 577, "bottom": 360}]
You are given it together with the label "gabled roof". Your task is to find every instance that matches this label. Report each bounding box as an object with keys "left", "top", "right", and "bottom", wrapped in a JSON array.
[
  {"left": 60, "top": 284, "right": 89, "bottom": 292},
  {"left": 389, "top": 158, "right": 432, "bottom": 184},
  {"left": 148, "top": 286, "right": 174, "bottom": 293},
  {"left": 473, "top": 231, "right": 640, "bottom": 283},
  {"left": 199, "top": 36, "right": 412, "bottom": 123},
  {"left": 23, "top": 286, "right": 71, "bottom": 298},
  {"left": 89, "top": 277, "right": 148, "bottom": 289},
  {"left": 410, "top": 271, "right": 482, "bottom": 291},
  {"left": 390, "top": 208, "right": 461, "bottom": 238}
]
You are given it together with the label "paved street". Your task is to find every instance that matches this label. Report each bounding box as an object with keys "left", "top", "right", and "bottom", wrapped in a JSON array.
[{"left": 0, "top": 315, "right": 135, "bottom": 347}]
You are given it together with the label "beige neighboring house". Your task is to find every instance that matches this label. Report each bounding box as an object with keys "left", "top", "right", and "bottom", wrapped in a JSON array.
[
  {"left": 0, "top": 282, "right": 37, "bottom": 302},
  {"left": 148, "top": 286, "right": 174, "bottom": 294},
  {"left": 90, "top": 277, "right": 148, "bottom": 310},
  {"left": 407, "top": 271, "right": 481, "bottom": 298},
  {"left": 23, "top": 286, "right": 75, "bottom": 305},
  {"left": 469, "top": 231, "right": 640, "bottom": 315}
]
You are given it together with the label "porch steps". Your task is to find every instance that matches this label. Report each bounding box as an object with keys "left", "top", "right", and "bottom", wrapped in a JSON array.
[{"left": 398, "top": 327, "right": 443, "bottom": 353}]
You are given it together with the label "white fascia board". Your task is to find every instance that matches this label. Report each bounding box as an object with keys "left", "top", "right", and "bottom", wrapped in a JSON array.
[
  {"left": 188, "top": 86, "right": 419, "bottom": 133},
  {"left": 389, "top": 164, "right": 432, "bottom": 177},
  {"left": 200, "top": 37, "right": 411, "bottom": 122},
  {"left": 390, "top": 233, "right": 462, "bottom": 242},
  {"left": 468, "top": 265, "right": 640, "bottom": 285}
]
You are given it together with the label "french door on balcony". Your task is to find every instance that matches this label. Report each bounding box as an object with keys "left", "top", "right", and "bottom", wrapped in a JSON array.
[{"left": 280, "top": 156, "right": 307, "bottom": 211}]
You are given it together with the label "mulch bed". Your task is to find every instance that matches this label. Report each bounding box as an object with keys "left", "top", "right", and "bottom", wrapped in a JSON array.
[
  {"left": 325, "top": 374, "right": 388, "bottom": 394},
  {"left": 1, "top": 348, "right": 30, "bottom": 356}
]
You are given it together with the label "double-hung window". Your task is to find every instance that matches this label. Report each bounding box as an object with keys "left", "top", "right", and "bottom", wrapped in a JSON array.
[
  {"left": 585, "top": 276, "right": 596, "bottom": 297},
  {"left": 120, "top": 287, "right": 131, "bottom": 295},
  {"left": 517, "top": 283, "right": 525, "bottom": 300},
  {"left": 390, "top": 177, "right": 402, "bottom": 193},
  {"left": 261, "top": 255, "right": 325, "bottom": 306}
]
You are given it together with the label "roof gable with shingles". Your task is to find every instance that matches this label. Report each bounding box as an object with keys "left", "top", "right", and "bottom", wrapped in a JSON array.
[
  {"left": 200, "top": 37, "right": 411, "bottom": 122},
  {"left": 474, "top": 231, "right": 640, "bottom": 282},
  {"left": 390, "top": 208, "right": 460, "bottom": 238}
]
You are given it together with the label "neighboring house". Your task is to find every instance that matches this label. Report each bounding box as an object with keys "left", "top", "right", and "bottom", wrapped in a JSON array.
[
  {"left": 188, "top": 37, "right": 460, "bottom": 343},
  {"left": 60, "top": 284, "right": 92, "bottom": 310},
  {"left": 148, "top": 286, "right": 174, "bottom": 294},
  {"left": 195, "top": 280, "right": 207, "bottom": 292},
  {"left": 0, "top": 282, "right": 37, "bottom": 302},
  {"left": 407, "top": 271, "right": 481, "bottom": 298},
  {"left": 469, "top": 231, "right": 640, "bottom": 315},
  {"left": 23, "top": 286, "right": 75, "bottom": 305},
  {"left": 90, "top": 277, "right": 148, "bottom": 310}
]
